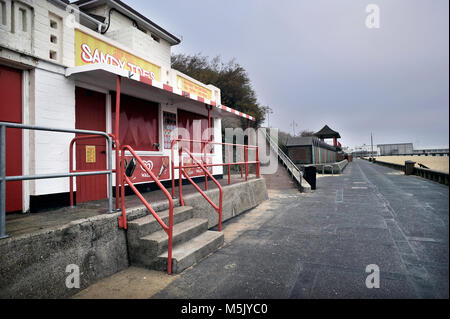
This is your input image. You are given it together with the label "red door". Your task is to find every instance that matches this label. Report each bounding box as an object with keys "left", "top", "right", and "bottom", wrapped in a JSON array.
[
  {"left": 0, "top": 65, "right": 22, "bottom": 213},
  {"left": 75, "top": 87, "right": 107, "bottom": 203}
]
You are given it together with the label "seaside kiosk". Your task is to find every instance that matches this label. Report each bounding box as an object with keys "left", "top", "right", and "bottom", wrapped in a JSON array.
[{"left": 0, "top": 0, "right": 256, "bottom": 215}]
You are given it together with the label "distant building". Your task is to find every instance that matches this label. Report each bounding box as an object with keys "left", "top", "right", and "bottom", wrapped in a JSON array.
[
  {"left": 286, "top": 136, "right": 337, "bottom": 164},
  {"left": 351, "top": 141, "right": 449, "bottom": 157},
  {"left": 286, "top": 125, "right": 342, "bottom": 164},
  {"left": 314, "top": 125, "right": 341, "bottom": 148},
  {"left": 377, "top": 143, "right": 414, "bottom": 156},
  {"left": 413, "top": 148, "right": 449, "bottom": 156},
  {"left": 351, "top": 144, "right": 378, "bottom": 157}
]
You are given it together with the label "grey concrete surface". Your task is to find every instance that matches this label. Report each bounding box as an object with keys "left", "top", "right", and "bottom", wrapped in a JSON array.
[
  {"left": 152, "top": 159, "right": 449, "bottom": 299},
  {"left": 0, "top": 177, "right": 268, "bottom": 298}
]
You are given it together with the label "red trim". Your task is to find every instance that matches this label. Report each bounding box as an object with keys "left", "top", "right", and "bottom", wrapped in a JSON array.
[
  {"left": 140, "top": 77, "right": 152, "bottom": 86},
  {"left": 119, "top": 71, "right": 256, "bottom": 121},
  {"left": 163, "top": 84, "right": 173, "bottom": 92}
]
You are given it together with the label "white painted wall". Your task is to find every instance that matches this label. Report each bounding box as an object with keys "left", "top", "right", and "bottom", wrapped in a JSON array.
[
  {"left": 0, "top": 0, "right": 75, "bottom": 67},
  {"left": 80, "top": 3, "right": 172, "bottom": 85},
  {"left": 32, "top": 65, "right": 75, "bottom": 195}
]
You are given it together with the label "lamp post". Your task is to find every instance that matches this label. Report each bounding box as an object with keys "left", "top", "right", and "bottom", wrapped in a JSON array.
[
  {"left": 290, "top": 120, "right": 298, "bottom": 136},
  {"left": 263, "top": 106, "right": 273, "bottom": 128}
]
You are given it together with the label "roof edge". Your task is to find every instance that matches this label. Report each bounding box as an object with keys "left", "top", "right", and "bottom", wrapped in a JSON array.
[{"left": 73, "top": 0, "right": 181, "bottom": 45}]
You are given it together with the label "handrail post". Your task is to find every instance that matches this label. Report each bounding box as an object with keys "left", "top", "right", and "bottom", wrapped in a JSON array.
[
  {"left": 106, "top": 135, "right": 113, "bottom": 213},
  {"left": 69, "top": 140, "right": 74, "bottom": 207},
  {"left": 218, "top": 186, "right": 223, "bottom": 231},
  {"left": 204, "top": 141, "right": 208, "bottom": 191},
  {"left": 0, "top": 124, "right": 8, "bottom": 239},
  {"left": 167, "top": 200, "right": 173, "bottom": 275},
  {"left": 245, "top": 145, "right": 248, "bottom": 181},
  {"left": 115, "top": 76, "right": 121, "bottom": 210},
  {"left": 113, "top": 137, "right": 120, "bottom": 210},
  {"left": 240, "top": 146, "right": 244, "bottom": 179},
  {"left": 171, "top": 141, "right": 175, "bottom": 198},
  {"left": 178, "top": 148, "right": 184, "bottom": 206},
  {"left": 256, "top": 145, "right": 260, "bottom": 178},
  {"left": 119, "top": 148, "right": 127, "bottom": 229},
  {"left": 227, "top": 145, "right": 231, "bottom": 184}
]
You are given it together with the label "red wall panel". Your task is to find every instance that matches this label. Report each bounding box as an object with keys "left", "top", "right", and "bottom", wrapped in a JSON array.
[
  {"left": 177, "top": 109, "right": 213, "bottom": 153},
  {"left": 0, "top": 65, "right": 22, "bottom": 212},
  {"left": 111, "top": 94, "right": 159, "bottom": 151}
]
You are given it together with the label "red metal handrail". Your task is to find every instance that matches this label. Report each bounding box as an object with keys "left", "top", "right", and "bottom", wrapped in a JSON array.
[
  {"left": 120, "top": 145, "right": 174, "bottom": 275},
  {"left": 178, "top": 147, "right": 223, "bottom": 231},
  {"left": 170, "top": 138, "right": 260, "bottom": 198},
  {"left": 69, "top": 134, "right": 111, "bottom": 207}
]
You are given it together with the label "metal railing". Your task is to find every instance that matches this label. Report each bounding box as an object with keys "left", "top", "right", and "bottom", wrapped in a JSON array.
[
  {"left": 170, "top": 138, "right": 261, "bottom": 231},
  {"left": 261, "top": 129, "right": 303, "bottom": 189},
  {"left": 69, "top": 134, "right": 115, "bottom": 208},
  {"left": 178, "top": 146, "right": 223, "bottom": 231},
  {"left": 0, "top": 122, "right": 113, "bottom": 240},
  {"left": 367, "top": 158, "right": 449, "bottom": 186},
  {"left": 413, "top": 167, "right": 449, "bottom": 185},
  {"left": 170, "top": 138, "right": 260, "bottom": 199},
  {"left": 119, "top": 145, "right": 175, "bottom": 274}
]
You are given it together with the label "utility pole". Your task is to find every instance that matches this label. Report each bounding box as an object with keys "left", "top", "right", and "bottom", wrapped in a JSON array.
[
  {"left": 290, "top": 120, "right": 298, "bottom": 136},
  {"left": 266, "top": 106, "right": 273, "bottom": 128},
  {"left": 371, "top": 132, "right": 374, "bottom": 157}
]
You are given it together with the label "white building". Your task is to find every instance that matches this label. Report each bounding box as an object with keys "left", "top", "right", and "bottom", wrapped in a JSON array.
[
  {"left": 350, "top": 144, "right": 379, "bottom": 157},
  {"left": 0, "top": 0, "right": 255, "bottom": 213},
  {"left": 377, "top": 143, "right": 414, "bottom": 156}
]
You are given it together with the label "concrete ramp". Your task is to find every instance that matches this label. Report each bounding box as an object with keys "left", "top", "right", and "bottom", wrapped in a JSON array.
[
  {"left": 261, "top": 129, "right": 311, "bottom": 192},
  {"left": 262, "top": 163, "right": 298, "bottom": 190}
]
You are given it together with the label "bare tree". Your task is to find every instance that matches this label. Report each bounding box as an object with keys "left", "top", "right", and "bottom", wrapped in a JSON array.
[{"left": 299, "top": 130, "right": 315, "bottom": 137}]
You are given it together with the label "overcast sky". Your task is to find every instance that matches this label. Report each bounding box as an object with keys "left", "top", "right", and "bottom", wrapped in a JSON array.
[{"left": 126, "top": 0, "right": 448, "bottom": 149}]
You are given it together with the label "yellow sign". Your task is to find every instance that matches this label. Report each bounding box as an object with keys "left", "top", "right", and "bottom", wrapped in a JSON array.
[
  {"left": 86, "top": 146, "right": 96, "bottom": 163},
  {"left": 75, "top": 29, "right": 161, "bottom": 81},
  {"left": 177, "top": 75, "right": 212, "bottom": 100}
]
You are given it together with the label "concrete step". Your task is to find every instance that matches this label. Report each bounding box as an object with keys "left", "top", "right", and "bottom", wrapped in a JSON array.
[
  {"left": 139, "top": 218, "right": 209, "bottom": 258},
  {"left": 151, "top": 231, "right": 224, "bottom": 273},
  {"left": 128, "top": 206, "right": 194, "bottom": 239}
]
